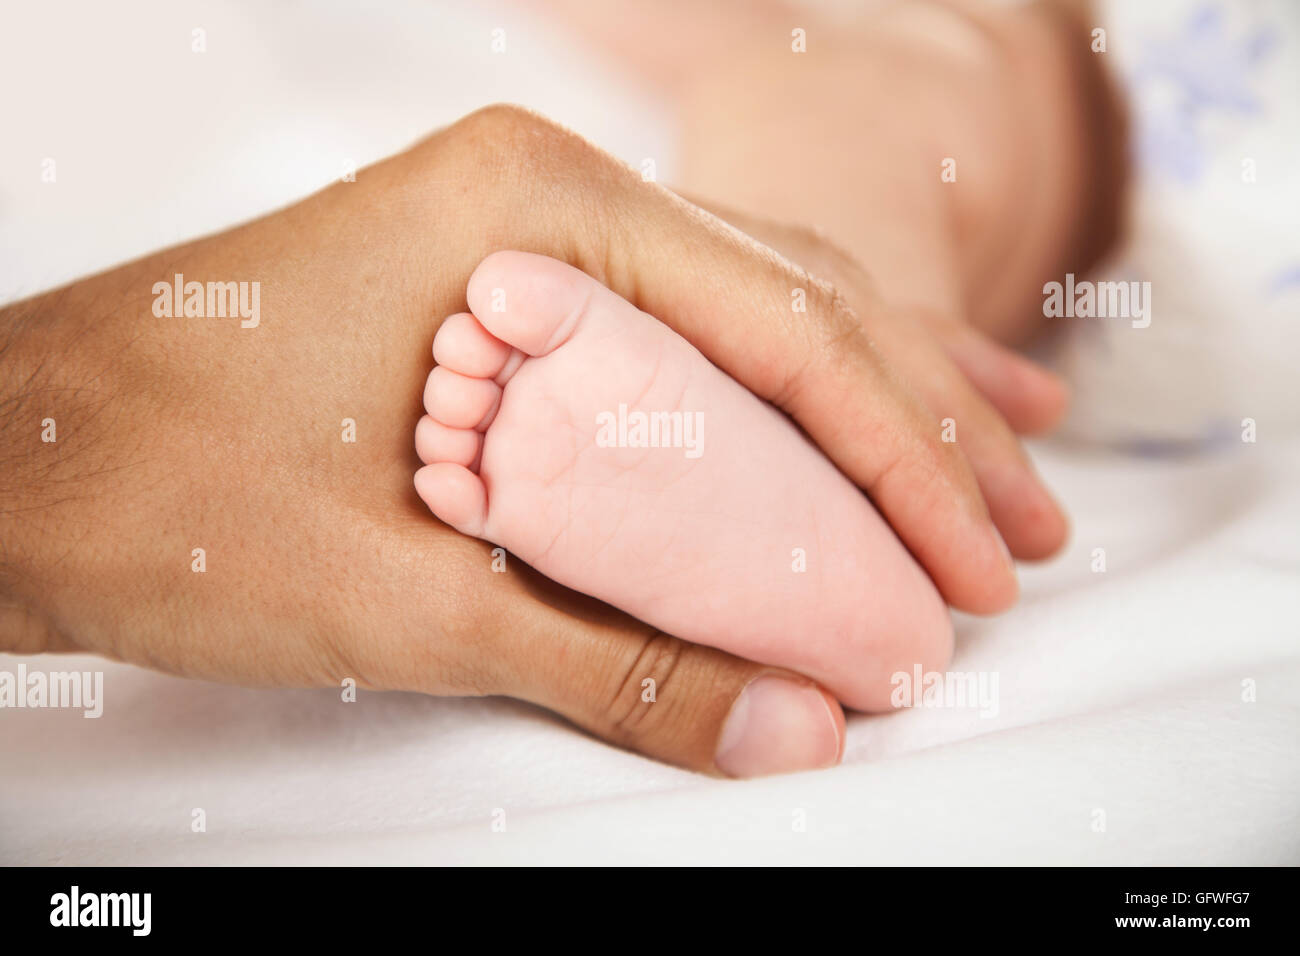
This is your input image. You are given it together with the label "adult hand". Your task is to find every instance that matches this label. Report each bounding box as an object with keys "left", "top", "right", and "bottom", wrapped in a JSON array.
[
  {"left": 688, "top": 199, "right": 1072, "bottom": 561},
  {"left": 1, "top": 105, "right": 1014, "bottom": 776},
  {"left": 544, "top": 0, "right": 1131, "bottom": 560}
]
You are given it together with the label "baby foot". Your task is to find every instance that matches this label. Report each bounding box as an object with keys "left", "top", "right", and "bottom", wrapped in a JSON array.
[{"left": 415, "top": 252, "right": 951, "bottom": 711}]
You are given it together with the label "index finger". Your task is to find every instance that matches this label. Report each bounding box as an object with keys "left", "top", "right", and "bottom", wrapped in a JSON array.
[
  {"left": 430, "top": 105, "right": 1017, "bottom": 612},
  {"left": 597, "top": 183, "right": 1019, "bottom": 612}
]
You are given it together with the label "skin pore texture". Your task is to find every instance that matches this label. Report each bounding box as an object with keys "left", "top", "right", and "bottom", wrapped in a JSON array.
[{"left": 415, "top": 252, "right": 952, "bottom": 711}]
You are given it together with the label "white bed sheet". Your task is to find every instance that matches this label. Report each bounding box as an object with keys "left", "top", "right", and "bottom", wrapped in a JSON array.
[{"left": 3, "top": 438, "right": 1298, "bottom": 865}]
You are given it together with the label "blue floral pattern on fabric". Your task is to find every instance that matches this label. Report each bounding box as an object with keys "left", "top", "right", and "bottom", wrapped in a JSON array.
[{"left": 1131, "top": 3, "right": 1278, "bottom": 183}]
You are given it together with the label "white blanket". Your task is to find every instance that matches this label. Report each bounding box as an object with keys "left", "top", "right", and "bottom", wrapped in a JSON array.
[{"left": 2, "top": 0, "right": 1297, "bottom": 865}]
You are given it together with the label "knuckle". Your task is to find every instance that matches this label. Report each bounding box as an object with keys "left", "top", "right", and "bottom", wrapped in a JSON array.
[
  {"left": 604, "top": 631, "right": 694, "bottom": 742},
  {"left": 772, "top": 278, "right": 872, "bottom": 409},
  {"left": 800, "top": 272, "right": 868, "bottom": 355},
  {"left": 439, "top": 104, "right": 622, "bottom": 256},
  {"left": 871, "top": 426, "right": 948, "bottom": 499},
  {"left": 448, "top": 104, "right": 554, "bottom": 174},
  {"left": 818, "top": 299, "right": 875, "bottom": 383},
  {"left": 454, "top": 102, "right": 551, "bottom": 139},
  {"left": 450, "top": 103, "right": 611, "bottom": 187},
  {"left": 781, "top": 224, "right": 878, "bottom": 298}
]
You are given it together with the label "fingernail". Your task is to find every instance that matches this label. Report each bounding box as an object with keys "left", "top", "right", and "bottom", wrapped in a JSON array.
[{"left": 715, "top": 676, "right": 843, "bottom": 778}]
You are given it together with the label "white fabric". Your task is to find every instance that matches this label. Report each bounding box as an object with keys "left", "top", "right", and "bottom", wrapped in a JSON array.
[
  {"left": 1055, "top": 0, "right": 1300, "bottom": 446},
  {"left": 2, "top": 0, "right": 1296, "bottom": 865}
]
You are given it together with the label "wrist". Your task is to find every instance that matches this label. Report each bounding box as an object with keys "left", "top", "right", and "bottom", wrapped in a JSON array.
[
  {"left": 1, "top": 297, "right": 50, "bottom": 649},
  {"left": 0, "top": 287, "right": 109, "bottom": 653}
]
